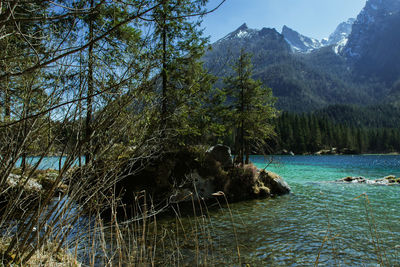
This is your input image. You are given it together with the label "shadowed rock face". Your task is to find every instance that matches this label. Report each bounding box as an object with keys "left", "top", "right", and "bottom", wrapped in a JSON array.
[
  {"left": 336, "top": 175, "right": 400, "bottom": 185},
  {"left": 342, "top": 0, "right": 400, "bottom": 83},
  {"left": 206, "top": 144, "right": 233, "bottom": 169},
  {"left": 282, "top": 25, "right": 322, "bottom": 53},
  {"left": 114, "top": 146, "right": 291, "bottom": 216}
]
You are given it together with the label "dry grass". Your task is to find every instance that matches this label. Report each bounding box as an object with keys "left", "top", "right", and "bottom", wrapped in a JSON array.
[
  {"left": 0, "top": 182, "right": 242, "bottom": 266},
  {"left": 0, "top": 237, "right": 80, "bottom": 267}
]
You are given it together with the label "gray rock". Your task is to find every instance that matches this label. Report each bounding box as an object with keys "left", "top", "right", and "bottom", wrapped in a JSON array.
[
  {"left": 336, "top": 175, "right": 400, "bottom": 185},
  {"left": 170, "top": 171, "right": 216, "bottom": 203},
  {"left": 206, "top": 144, "right": 233, "bottom": 169},
  {"left": 384, "top": 175, "right": 396, "bottom": 180},
  {"left": 259, "top": 170, "right": 291, "bottom": 196},
  {"left": 338, "top": 176, "right": 367, "bottom": 183},
  {"left": 7, "top": 173, "right": 43, "bottom": 191}
]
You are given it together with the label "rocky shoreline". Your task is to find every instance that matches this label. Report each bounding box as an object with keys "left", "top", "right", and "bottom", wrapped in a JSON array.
[
  {"left": 5, "top": 145, "right": 291, "bottom": 217},
  {"left": 277, "top": 147, "right": 400, "bottom": 156},
  {"left": 113, "top": 145, "right": 291, "bottom": 215},
  {"left": 335, "top": 175, "right": 400, "bottom": 185},
  {"left": 1, "top": 169, "right": 67, "bottom": 215}
]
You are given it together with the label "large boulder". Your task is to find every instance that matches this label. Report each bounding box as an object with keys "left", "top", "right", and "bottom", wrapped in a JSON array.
[
  {"left": 170, "top": 171, "right": 216, "bottom": 203},
  {"left": 258, "top": 170, "right": 291, "bottom": 196},
  {"left": 206, "top": 145, "right": 233, "bottom": 169}
]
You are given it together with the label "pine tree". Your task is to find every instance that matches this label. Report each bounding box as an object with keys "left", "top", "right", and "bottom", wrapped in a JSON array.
[
  {"left": 150, "top": 0, "right": 211, "bottom": 145},
  {"left": 0, "top": 1, "right": 50, "bottom": 171},
  {"left": 224, "top": 49, "right": 277, "bottom": 164},
  {"left": 71, "top": 0, "right": 143, "bottom": 162}
]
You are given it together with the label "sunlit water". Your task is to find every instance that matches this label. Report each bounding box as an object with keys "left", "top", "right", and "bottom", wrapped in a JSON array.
[
  {"left": 162, "top": 155, "right": 400, "bottom": 266},
  {"left": 15, "top": 156, "right": 82, "bottom": 170},
  {"left": 17, "top": 155, "right": 400, "bottom": 265}
]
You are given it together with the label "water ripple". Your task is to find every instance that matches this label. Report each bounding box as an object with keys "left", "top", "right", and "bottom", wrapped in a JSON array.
[{"left": 167, "top": 155, "right": 400, "bottom": 265}]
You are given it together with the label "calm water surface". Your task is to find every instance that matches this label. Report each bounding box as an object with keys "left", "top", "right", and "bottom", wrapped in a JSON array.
[{"left": 166, "top": 155, "right": 400, "bottom": 266}]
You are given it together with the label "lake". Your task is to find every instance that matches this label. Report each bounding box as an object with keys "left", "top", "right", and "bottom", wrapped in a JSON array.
[
  {"left": 17, "top": 155, "right": 400, "bottom": 265},
  {"left": 15, "top": 156, "right": 83, "bottom": 170},
  {"left": 161, "top": 155, "right": 400, "bottom": 266}
]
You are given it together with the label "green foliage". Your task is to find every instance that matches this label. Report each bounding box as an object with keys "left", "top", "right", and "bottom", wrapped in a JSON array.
[
  {"left": 222, "top": 50, "right": 277, "bottom": 163},
  {"left": 149, "top": 0, "right": 213, "bottom": 147},
  {"left": 270, "top": 107, "right": 400, "bottom": 154},
  {"left": 203, "top": 26, "right": 399, "bottom": 112}
]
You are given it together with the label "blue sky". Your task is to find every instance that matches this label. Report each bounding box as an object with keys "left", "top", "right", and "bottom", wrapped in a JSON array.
[{"left": 202, "top": 0, "right": 367, "bottom": 42}]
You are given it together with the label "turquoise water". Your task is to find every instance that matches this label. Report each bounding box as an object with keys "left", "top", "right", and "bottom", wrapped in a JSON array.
[
  {"left": 15, "top": 156, "right": 82, "bottom": 170},
  {"left": 168, "top": 155, "right": 400, "bottom": 266},
  {"left": 18, "top": 155, "right": 400, "bottom": 265}
]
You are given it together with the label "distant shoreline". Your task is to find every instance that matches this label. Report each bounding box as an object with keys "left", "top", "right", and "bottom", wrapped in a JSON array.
[
  {"left": 361, "top": 152, "right": 400, "bottom": 156},
  {"left": 273, "top": 152, "right": 400, "bottom": 156},
  {"left": 25, "top": 152, "right": 71, "bottom": 158}
]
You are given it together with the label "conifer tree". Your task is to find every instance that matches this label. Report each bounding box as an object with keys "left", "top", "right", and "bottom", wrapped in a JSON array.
[
  {"left": 150, "top": 0, "right": 210, "bottom": 144},
  {"left": 224, "top": 49, "right": 277, "bottom": 164},
  {"left": 72, "top": 0, "right": 144, "bottom": 162}
]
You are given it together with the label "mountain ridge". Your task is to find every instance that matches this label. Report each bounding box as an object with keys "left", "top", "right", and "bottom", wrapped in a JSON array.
[{"left": 204, "top": 0, "right": 400, "bottom": 112}]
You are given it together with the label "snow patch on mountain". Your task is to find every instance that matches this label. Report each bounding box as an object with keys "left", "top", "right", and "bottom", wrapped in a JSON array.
[
  {"left": 343, "top": 0, "right": 400, "bottom": 60},
  {"left": 236, "top": 30, "right": 249, "bottom": 38},
  {"left": 281, "top": 19, "right": 355, "bottom": 54},
  {"left": 281, "top": 25, "right": 322, "bottom": 53},
  {"left": 215, "top": 23, "right": 257, "bottom": 44},
  {"left": 325, "top": 18, "right": 355, "bottom": 54}
]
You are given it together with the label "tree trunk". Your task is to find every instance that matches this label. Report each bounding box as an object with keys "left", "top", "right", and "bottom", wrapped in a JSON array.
[
  {"left": 21, "top": 93, "right": 30, "bottom": 174},
  {"left": 78, "top": 53, "right": 83, "bottom": 168},
  {"left": 239, "top": 58, "right": 245, "bottom": 165},
  {"left": 85, "top": 0, "right": 94, "bottom": 164},
  {"left": 4, "top": 79, "right": 10, "bottom": 120},
  {"left": 161, "top": 3, "right": 168, "bottom": 134},
  {"left": 245, "top": 138, "right": 249, "bottom": 164}
]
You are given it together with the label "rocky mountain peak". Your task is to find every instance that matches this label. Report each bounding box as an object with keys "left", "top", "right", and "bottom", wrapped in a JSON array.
[
  {"left": 236, "top": 23, "right": 248, "bottom": 31},
  {"left": 215, "top": 23, "right": 256, "bottom": 43},
  {"left": 327, "top": 18, "right": 355, "bottom": 44},
  {"left": 323, "top": 18, "right": 355, "bottom": 53},
  {"left": 259, "top": 27, "right": 280, "bottom": 38},
  {"left": 342, "top": 0, "right": 400, "bottom": 60},
  {"left": 281, "top": 25, "right": 292, "bottom": 33},
  {"left": 281, "top": 25, "right": 322, "bottom": 53}
]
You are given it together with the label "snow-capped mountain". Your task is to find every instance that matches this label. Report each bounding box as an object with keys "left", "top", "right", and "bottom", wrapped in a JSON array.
[
  {"left": 215, "top": 22, "right": 355, "bottom": 55},
  {"left": 322, "top": 18, "right": 355, "bottom": 54},
  {"left": 281, "top": 20, "right": 356, "bottom": 54},
  {"left": 215, "top": 23, "right": 258, "bottom": 43},
  {"left": 204, "top": 23, "right": 367, "bottom": 112},
  {"left": 281, "top": 25, "right": 322, "bottom": 53},
  {"left": 204, "top": 0, "right": 400, "bottom": 111},
  {"left": 211, "top": 23, "right": 291, "bottom": 62},
  {"left": 205, "top": 23, "right": 291, "bottom": 81}
]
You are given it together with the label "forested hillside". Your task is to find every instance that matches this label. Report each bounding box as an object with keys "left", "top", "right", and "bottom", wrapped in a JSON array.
[
  {"left": 204, "top": 0, "right": 400, "bottom": 112},
  {"left": 203, "top": 24, "right": 385, "bottom": 112},
  {"left": 270, "top": 105, "right": 400, "bottom": 154}
]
